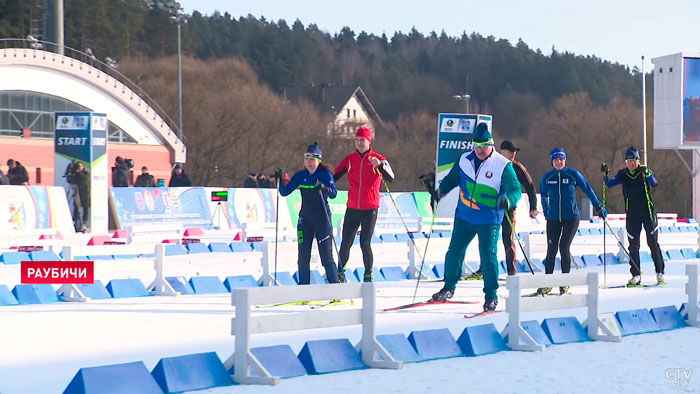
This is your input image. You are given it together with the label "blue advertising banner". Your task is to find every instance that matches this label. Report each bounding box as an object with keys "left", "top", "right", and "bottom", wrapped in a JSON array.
[{"left": 109, "top": 187, "right": 213, "bottom": 228}]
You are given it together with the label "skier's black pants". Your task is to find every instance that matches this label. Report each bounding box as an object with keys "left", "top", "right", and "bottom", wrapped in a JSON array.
[
  {"left": 544, "top": 218, "right": 580, "bottom": 274},
  {"left": 626, "top": 210, "right": 664, "bottom": 276},
  {"left": 501, "top": 209, "right": 517, "bottom": 275},
  {"left": 338, "top": 208, "right": 378, "bottom": 277},
  {"left": 297, "top": 217, "right": 339, "bottom": 285}
]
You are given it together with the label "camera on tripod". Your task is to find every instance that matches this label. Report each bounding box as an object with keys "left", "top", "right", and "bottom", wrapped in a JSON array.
[{"left": 211, "top": 191, "right": 228, "bottom": 202}]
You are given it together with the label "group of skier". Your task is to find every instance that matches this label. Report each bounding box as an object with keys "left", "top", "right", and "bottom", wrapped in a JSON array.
[{"left": 279, "top": 123, "right": 664, "bottom": 313}]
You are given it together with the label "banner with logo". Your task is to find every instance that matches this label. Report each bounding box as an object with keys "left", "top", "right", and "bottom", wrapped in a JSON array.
[
  {"left": 223, "top": 188, "right": 295, "bottom": 230},
  {"left": 109, "top": 187, "right": 212, "bottom": 228},
  {"left": 54, "top": 112, "right": 109, "bottom": 232},
  {"left": 435, "top": 113, "right": 493, "bottom": 218},
  {"left": 0, "top": 186, "right": 74, "bottom": 233},
  {"left": 283, "top": 190, "right": 348, "bottom": 230}
]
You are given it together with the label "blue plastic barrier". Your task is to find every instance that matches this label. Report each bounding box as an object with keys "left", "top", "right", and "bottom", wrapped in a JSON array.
[
  {"left": 106, "top": 279, "right": 150, "bottom": 298},
  {"left": 615, "top": 308, "right": 659, "bottom": 336},
  {"left": 375, "top": 334, "right": 421, "bottom": 363},
  {"left": 598, "top": 253, "right": 620, "bottom": 265},
  {"left": 665, "top": 249, "right": 684, "bottom": 261},
  {"left": 151, "top": 352, "right": 232, "bottom": 393},
  {"left": 165, "top": 244, "right": 188, "bottom": 256},
  {"left": 380, "top": 266, "right": 408, "bottom": 281},
  {"left": 186, "top": 243, "right": 210, "bottom": 254},
  {"left": 432, "top": 263, "right": 445, "bottom": 278},
  {"left": 371, "top": 234, "right": 382, "bottom": 244},
  {"left": 504, "top": 320, "right": 552, "bottom": 347},
  {"left": 223, "top": 275, "right": 259, "bottom": 290},
  {"left": 88, "top": 255, "right": 114, "bottom": 260},
  {"left": 680, "top": 248, "right": 697, "bottom": 260},
  {"left": 251, "top": 242, "right": 263, "bottom": 251},
  {"left": 293, "top": 270, "right": 327, "bottom": 285},
  {"left": 353, "top": 267, "right": 385, "bottom": 282},
  {"left": 541, "top": 317, "right": 590, "bottom": 344},
  {"left": 650, "top": 306, "right": 687, "bottom": 331},
  {"left": 230, "top": 242, "right": 252, "bottom": 252},
  {"left": 165, "top": 276, "right": 194, "bottom": 295},
  {"left": 63, "top": 361, "right": 163, "bottom": 394},
  {"left": 29, "top": 250, "right": 62, "bottom": 261},
  {"left": 529, "top": 258, "right": 545, "bottom": 272},
  {"left": 457, "top": 324, "right": 508, "bottom": 356},
  {"left": 396, "top": 233, "right": 409, "bottom": 243},
  {"left": 208, "top": 242, "right": 231, "bottom": 253},
  {"left": 188, "top": 276, "right": 227, "bottom": 294},
  {"left": 639, "top": 250, "right": 653, "bottom": 263},
  {"left": 418, "top": 265, "right": 436, "bottom": 279},
  {"left": 407, "top": 328, "right": 462, "bottom": 361},
  {"left": 229, "top": 345, "right": 307, "bottom": 379},
  {"left": 0, "top": 251, "right": 30, "bottom": 265},
  {"left": 272, "top": 271, "right": 298, "bottom": 286},
  {"left": 379, "top": 234, "right": 398, "bottom": 242},
  {"left": 75, "top": 280, "right": 112, "bottom": 300},
  {"left": 571, "top": 255, "right": 586, "bottom": 268},
  {"left": 297, "top": 338, "right": 366, "bottom": 374},
  {"left": 12, "top": 284, "right": 59, "bottom": 304},
  {"left": 582, "top": 254, "right": 601, "bottom": 267},
  {"left": 0, "top": 284, "right": 19, "bottom": 305}
]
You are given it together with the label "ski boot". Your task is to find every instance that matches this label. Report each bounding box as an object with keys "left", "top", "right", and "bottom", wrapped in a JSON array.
[
  {"left": 626, "top": 275, "right": 642, "bottom": 287},
  {"left": 483, "top": 298, "right": 498, "bottom": 312},
  {"left": 559, "top": 286, "right": 570, "bottom": 295},
  {"left": 363, "top": 272, "right": 372, "bottom": 283},
  {"left": 656, "top": 273, "right": 666, "bottom": 287},
  {"left": 536, "top": 287, "right": 552, "bottom": 296},
  {"left": 466, "top": 269, "right": 483, "bottom": 281},
  {"left": 431, "top": 288, "right": 454, "bottom": 302},
  {"left": 338, "top": 270, "right": 346, "bottom": 283}
]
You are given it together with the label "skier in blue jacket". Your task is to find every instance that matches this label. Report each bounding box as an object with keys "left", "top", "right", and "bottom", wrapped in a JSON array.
[
  {"left": 279, "top": 143, "right": 339, "bottom": 285},
  {"left": 539, "top": 147, "right": 607, "bottom": 295}
]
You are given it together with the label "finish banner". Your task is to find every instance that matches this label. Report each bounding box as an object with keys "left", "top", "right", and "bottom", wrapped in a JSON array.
[{"left": 435, "top": 113, "right": 493, "bottom": 218}]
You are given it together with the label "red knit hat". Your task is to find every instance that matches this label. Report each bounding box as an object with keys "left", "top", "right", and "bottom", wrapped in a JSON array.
[{"left": 355, "top": 126, "right": 372, "bottom": 143}]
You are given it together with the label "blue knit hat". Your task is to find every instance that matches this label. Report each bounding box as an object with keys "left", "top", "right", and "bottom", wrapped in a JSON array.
[
  {"left": 472, "top": 123, "right": 494, "bottom": 146},
  {"left": 625, "top": 146, "right": 640, "bottom": 160},
  {"left": 550, "top": 147, "right": 566, "bottom": 162},
  {"left": 305, "top": 143, "right": 322, "bottom": 160}
]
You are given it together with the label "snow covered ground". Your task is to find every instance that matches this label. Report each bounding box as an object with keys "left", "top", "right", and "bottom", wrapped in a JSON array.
[{"left": 0, "top": 232, "right": 699, "bottom": 393}]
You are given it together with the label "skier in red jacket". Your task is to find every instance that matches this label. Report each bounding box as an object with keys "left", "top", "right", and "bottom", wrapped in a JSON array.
[{"left": 334, "top": 126, "right": 394, "bottom": 282}]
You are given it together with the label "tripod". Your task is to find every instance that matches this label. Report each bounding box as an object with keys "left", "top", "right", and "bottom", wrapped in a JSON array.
[{"left": 212, "top": 201, "right": 225, "bottom": 229}]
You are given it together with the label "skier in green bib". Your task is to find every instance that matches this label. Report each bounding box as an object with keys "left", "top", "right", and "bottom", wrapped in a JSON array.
[{"left": 430, "top": 123, "right": 521, "bottom": 312}]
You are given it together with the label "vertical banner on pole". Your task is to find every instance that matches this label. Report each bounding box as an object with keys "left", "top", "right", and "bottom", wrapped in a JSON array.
[
  {"left": 434, "top": 113, "right": 492, "bottom": 218},
  {"left": 54, "top": 112, "right": 108, "bottom": 233}
]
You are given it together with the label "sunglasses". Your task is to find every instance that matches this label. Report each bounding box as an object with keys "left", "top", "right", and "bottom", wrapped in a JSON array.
[
  {"left": 304, "top": 154, "right": 321, "bottom": 160},
  {"left": 625, "top": 159, "right": 639, "bottom": 162},
  {"left": 473, "top": 139, "right": 494, "bottom": 148}
]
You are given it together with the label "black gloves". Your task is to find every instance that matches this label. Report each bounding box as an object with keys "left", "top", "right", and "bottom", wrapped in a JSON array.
[
  {"left": 497, "top": 197, "right": 510, "bottom": 210},
  {"left": 600, "top": 162, "right": 609, "bottom": 175},
  {"left": 314, "top": 180, "right": 328, "bottom": 193},
  {"left": 430, "top": 189, "right": 441, "bottom": 211},
  {"left": 272, "top": 168, "right": 283, "bottom": 180},
  {"left": 418, "top": 172, "right": 436, "bottom": 192}
]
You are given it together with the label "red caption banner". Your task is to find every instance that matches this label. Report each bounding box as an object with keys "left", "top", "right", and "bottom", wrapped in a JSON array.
[{"left": 21, "top": 261, "right": 94, "bottom": 284}]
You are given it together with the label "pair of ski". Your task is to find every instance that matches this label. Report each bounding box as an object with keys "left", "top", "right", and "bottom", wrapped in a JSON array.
[
  {"left": 522, "top": 291, "right": 570, "bottom": 297},
  {"left": 605, "top": 282, "right": 667, "bottom": 289},
  {"left": 381, "top": 299, "right": 502, "bottom": 318},
  {"left": 257, "top": 300, "right": 353, "bottom": 309}
]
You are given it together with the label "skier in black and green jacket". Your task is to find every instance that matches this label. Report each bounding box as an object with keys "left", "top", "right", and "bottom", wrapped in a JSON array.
[{"left": 604, "top": 146, "right": 664, "bottom": 286}]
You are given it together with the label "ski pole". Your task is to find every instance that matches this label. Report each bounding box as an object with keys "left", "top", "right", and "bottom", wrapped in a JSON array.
[
  {"left": 274, "top": 178, "right": 280, "bottom": 286},
  {"left": 381, "top": 178, "right": 430, "bottom": 266},
  {"left": 504, "top": 209, "right": 535, "bottom": 275},
  {"left": 412, "top": 197, "right": 438, "bottom": 303},
  {"left": 602, "top": 174, "right": 607, "bottom": 287},
  {"left": 602, "top": 219, "right": 640, "bottom": 275},
  {"left": 318, "top": 187, "right": 342, "bottom": 281}
]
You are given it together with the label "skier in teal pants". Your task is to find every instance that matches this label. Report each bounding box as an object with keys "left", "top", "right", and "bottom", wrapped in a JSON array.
[{"left": 430, "top": 123, "right": 522, "bottom": 311}]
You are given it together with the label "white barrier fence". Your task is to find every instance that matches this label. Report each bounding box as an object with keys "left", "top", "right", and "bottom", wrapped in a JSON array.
[
  {"left": 127, "top": 223, "right": 183, "bottom": 244},
  {"left": 0, "top": 228, "right": 61, "bottom": 250},
  {"left": 685, "top": 264, "right": 700, "bottom": 327},
  {"left": 224, "top": 283, "right": 402, "bottom": 385},
  {"left": 503, "top": 272, "right": 621, "bottom": 351},
  {"left": 58, "top": 243, "right": 179, "bottom": 301}
]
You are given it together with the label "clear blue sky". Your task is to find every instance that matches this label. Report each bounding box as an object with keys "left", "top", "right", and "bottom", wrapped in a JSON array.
[{"left": 178, "top": 0, "right": 700, "bottom": 70}]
